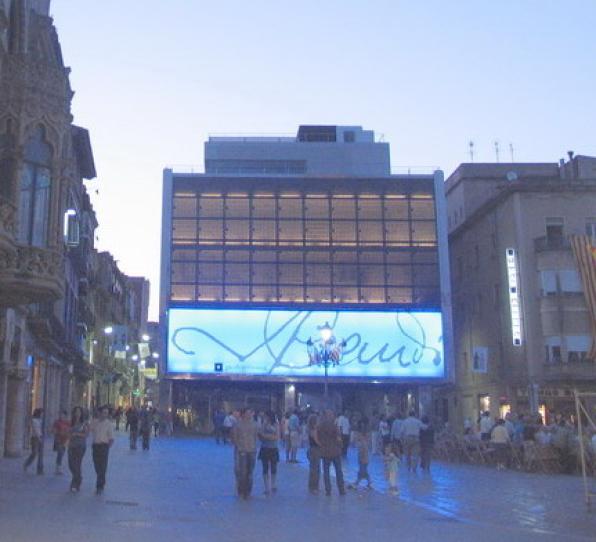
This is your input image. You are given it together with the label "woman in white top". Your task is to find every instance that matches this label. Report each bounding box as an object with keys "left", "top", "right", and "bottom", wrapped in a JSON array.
[{"left": 23, "top": 408, "right": 44, "bottom": 473}]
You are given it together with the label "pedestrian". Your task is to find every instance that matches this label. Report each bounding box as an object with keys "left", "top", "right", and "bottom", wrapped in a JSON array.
[
  {"left": 114, "top": 407, "right": 122, "bottom": 431},
  {"left": 140, "top": 407, "right": 152, "bottom": 450},
  {"left": 370, "top": 411, "right": 380, "bottom": 455},
  {"left": 401, "top": 410, "right": 425, "bottom": 472},
  {"left": 316, "top": 409, "right": 346, "bottom": 496},
  {"left": 282, "top": 413, "right": 290, "bottom": 461},
  {"left": 383, "top": 442, "right": 399, "bottom": 495},
  {"left": 90, "top": 406, "right": 114, "bottom": 495},
  {"left": 223, "top": 411, "right": 235, "bottom": 444},
  {"left": 379, "top": 415, "right": 390, "bottom": 448},
  {"left": 288, "top": 409, "right": 300, "bottom": 463},
  {"left": 307, "top": 413, "right": 321, "bottom": 494},
  {"left": 213, "top": 409, "right": 225, "bottom": 444},
  {"left": 258, "top": 411, "right": 280, "bottom": 496},
  {"left": 336, "top": 410, "right": 351, "bottom": 458},
  {"left": 68, "top": 406, "right": 89, "bottom": 492},
  {"left": 51, "top": 410, "right": 70, "bottom": 475},
  {"left": 479, "top": 411, "right": 493, "bottom": 442},
  {"left": 350, "top": 419, "right": 372, "bottom": 489},
  {"left": 491, "top": 418, "right": 510, "bottom": 470},
  {"left": 231, "top": 408, "right": 258, "bottom": 499},
  {"left": 23, "top": 408, "right": 44, "bottom": 474},
  {"left": 390, "top": 412, "right": 404, "bottom": 455},
  {"left": 152, "top": 409, "right": 160, "bottom": 437},
  {"left": 129, "top": 407, "right": 139, "bottom": 450},
  {"left": 419, "top": 416, "right": 435, "bottom": 472}
]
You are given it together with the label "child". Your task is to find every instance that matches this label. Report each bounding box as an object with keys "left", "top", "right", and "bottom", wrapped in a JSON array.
[
  {"left": 383, "top": 442, "right": 399, "bottom": 495},
  {"left": 350, "top": 420, "right": 372, "bottom": 489}
]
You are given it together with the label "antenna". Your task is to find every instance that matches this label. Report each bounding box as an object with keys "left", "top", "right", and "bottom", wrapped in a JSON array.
[
  {"left": 509, "top": 143, "right": 515, "bottom": 162},
  {"left": 494, "top": 141, "right": 500, "bottom": 163},
  {"left": 468, "top": 141, "right": 474, "bottom": 162}
]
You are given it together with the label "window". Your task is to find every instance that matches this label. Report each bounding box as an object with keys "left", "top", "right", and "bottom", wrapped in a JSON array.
[
  {"left": 544, "top": 336, "right": 562, "bottom": 363},
  {"left": 566, "top": 335, "right": 590, "bottom": 363},
  {"left": 545, "top": 217, "right": 564, "bottom": 246},
  {"left": 559, "top": 270, "right": 582, "bottom": 293},
  {"left": 17, "top": 127, "right": 52, "bottom": 247},
  {"left": 343, "top": 131, "right": 355, "bottom": 143},
  {"left": 540, "top": 270, "right": 557, "bottom": 295}
]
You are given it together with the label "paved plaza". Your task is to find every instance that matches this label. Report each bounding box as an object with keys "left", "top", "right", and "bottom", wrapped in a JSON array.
[{"left": 0, "top": 433, "right": 594, "bottom": 542}]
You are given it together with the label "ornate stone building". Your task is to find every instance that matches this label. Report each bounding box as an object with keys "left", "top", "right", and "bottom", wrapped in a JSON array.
[{"left": 0, "top": 0, "right": 95, "bottom": 458}]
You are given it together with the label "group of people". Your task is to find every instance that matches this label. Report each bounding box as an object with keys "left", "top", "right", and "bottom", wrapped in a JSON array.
[
  {"left": 224, "top": 407, "right": 435, "bottom": 500},
  {"left": 23, "top": 403, "right": 169, "bottom": 494},
  {"left": 124, "top": 406, "right": 160, "bottom": 450},
  {"left": 23, "top": 406, "right": 114, "bottom": 494},
  {"left": 465, "top": 410, "right": 596, "bottom": 472}
]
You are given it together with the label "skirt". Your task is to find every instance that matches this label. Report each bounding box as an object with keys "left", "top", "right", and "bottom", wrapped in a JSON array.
[{"left": 258, "top": 447, "right": 280, "bottom": 462}]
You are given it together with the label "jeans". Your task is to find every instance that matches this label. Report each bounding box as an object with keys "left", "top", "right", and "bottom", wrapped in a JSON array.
[
  {"left": 403, "top": 436, "right": 419, "bottom": 470},
  {"left": 322, "top": 455, "right": 345, "bottom": 495},
  {"left": 341, "top": 435, "right": 350, "bottom": 457},
  {"left": 141, "top": 430, "right": 150, "bottom": 450},
  {"left": 236, "top": 451, "right": 256, "bottom": 497},
  {"left": 130, "top": 428, "right": 138, "bottom": 450},
  {"left": 308, "top": 446, "right": 321, "bottom": 491},
  {"left": 56, "top": 444, "right": 66, "bottom": 467},
  {"left": 24, "top": 436, "right": 43, "bottom": 474},
  {"left": 420, "top": 445, "right": 433, "bottom": 470},
  {"left": 68, "top": 446, "right": 86, "bottom": 490},
  {"left": 92, "top": 443, "right": 110, "bottom": 490}
]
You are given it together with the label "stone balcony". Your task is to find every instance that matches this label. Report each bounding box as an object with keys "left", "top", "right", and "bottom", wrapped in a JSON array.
[
  {"left": 0, "top": 243, "right": 64, "bottom": 306},
  {"left": 542, "top": 360, "right": 596, "bottom": 382},
  {"left": 0, "top": 195, "right": 16, "bottom": 253}
]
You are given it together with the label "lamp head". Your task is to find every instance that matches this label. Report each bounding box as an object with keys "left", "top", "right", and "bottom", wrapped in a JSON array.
[{"left": 319, "top": 322, "right": 333, "bottom": 343}]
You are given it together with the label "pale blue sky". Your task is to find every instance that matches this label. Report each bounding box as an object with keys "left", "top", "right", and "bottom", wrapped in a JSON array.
[{"left": 50, "top": 1, "right": 596, "bottom": 319}]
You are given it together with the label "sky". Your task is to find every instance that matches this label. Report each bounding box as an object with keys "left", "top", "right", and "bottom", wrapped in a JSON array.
[{"left": 49, "top": 0, "right": 596, "bottom": 320}]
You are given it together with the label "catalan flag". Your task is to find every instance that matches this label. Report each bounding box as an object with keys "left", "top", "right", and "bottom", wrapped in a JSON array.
[{"left": 570, "top": 235, "right": 596, "bottom": 360}]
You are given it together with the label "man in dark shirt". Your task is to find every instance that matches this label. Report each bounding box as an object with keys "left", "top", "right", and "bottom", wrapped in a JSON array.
[{"left": 315, "top": 410, "right": 345, "bottom": 496}]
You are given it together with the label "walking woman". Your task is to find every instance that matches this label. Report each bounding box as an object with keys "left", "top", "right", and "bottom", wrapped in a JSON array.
[
  {"left": 23, "top": 408, "right": 44, "bottom": 474},
  {"left": 258, "top": 411, "right": 280, "bottom": 495},
  {"left": 68, "top": 407, "right": 89, "bottom": 492},
  {"left": 307, "top": 413, "right": 321, "bottom": 494}
]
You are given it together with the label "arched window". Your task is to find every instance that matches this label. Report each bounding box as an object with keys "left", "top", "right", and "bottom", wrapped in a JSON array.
[{"left": 17, "top": 127, "right": 52, "bottom": 247}]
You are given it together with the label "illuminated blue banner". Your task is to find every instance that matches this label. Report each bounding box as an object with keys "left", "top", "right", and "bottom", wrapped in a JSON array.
[{"left": 167, "top": 308, "right": 444, "bottom": 380}]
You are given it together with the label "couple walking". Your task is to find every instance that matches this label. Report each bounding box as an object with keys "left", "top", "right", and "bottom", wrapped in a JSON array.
[
  {"left": 232, "top": 409, "right": 280, "bottom": 499},
  {"left": 308, "top": 410, "right": 346, "bottom": 496}
]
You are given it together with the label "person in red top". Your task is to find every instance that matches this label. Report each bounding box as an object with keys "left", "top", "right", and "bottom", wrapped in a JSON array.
[{"left": 52, "top": 410, "right": 71, "bottom": 475}]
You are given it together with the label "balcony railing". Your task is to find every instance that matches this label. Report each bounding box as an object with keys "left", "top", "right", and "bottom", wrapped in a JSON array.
[
  {"left": 543, "top": 359, "right": 595, "bottom": 381},
  {"left": 534, "top": 236, "right": 571, "bottom": 252}
]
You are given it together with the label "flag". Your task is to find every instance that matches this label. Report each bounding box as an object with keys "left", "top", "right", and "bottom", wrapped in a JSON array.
[{"left": 570, "top": 235, "right": 596, "bottom": 360}]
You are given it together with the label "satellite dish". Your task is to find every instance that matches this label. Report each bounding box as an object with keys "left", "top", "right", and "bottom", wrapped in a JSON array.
[{"left": 506, "top": 171, "right": 518, "bottom": 182}]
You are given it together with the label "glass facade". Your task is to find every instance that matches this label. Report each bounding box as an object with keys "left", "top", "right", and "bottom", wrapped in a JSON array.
[{"left": 168, "top": 177, "right": 440, "bottom": 307}]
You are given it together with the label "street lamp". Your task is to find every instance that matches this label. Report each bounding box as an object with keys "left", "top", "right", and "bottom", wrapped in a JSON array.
[
  {"left": 142, "top": 334, "right": 150, "bottom": 342},
  {"left": 306, "top": 321, "right": 346, "bottom": 402}
]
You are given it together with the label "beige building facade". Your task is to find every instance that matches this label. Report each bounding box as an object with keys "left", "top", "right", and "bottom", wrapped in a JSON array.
[{"left": 440, "top": 155, "right": 596, "bottom": 429}]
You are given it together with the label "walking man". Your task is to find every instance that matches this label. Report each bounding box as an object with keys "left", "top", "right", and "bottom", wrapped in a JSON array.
[
  {"left": 316, "top": 410, "right": 346, "bottom": 496},
  {"left": 128, "top": 407, "right": 139, "bottom": 450},
  {"left": 231, "top": 408, "right": 258, "bottom": 499},
  {"left": 400, "top": 410, "right": 426, "bottom": 472},
  {"left": 90, "top": 406, "right": 114, "bottom": 495}
]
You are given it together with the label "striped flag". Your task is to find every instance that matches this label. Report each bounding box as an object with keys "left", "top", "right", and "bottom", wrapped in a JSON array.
[{"left": 570, "top": 235, "right": 596, "bottom": 360}]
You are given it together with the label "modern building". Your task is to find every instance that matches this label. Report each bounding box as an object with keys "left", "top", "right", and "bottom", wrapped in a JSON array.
[
  {"left": 160, "top": 125, "right": 452, "bottom": 430},
  {"left": 440, "top": 154, "right": 596, "bottom": 429}
]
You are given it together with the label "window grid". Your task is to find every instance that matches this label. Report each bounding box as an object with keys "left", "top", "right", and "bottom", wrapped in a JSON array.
[{"left": 170, "top": 191, "right": 440, "bottom": 305}]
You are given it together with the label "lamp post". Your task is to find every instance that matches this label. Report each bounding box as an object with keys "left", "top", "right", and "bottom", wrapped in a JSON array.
[{"left": 306, "top": 321, "right": 345, "bottom": 403}]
